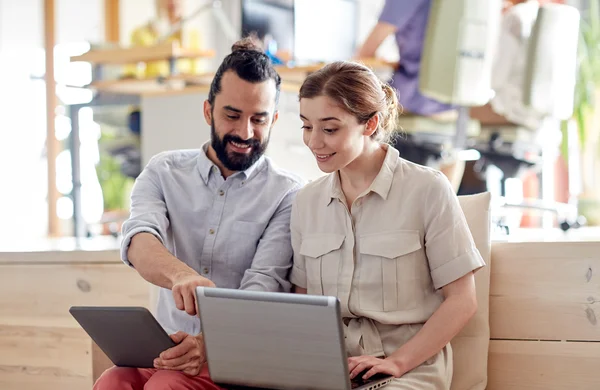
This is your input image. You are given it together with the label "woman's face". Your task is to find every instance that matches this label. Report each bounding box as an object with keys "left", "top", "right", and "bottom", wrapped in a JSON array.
[{"left": 299, "top": 95, "right": 370, "bottom": 174}]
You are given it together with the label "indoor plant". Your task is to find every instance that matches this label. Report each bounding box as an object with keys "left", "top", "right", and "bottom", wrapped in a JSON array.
[{"left": 562, "top": 0, "right": 600, "bottom": 225}]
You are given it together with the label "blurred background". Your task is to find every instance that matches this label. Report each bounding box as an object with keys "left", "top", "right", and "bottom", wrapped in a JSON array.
[{"left": 0, "top": 0, "right": 597, "bottom": 243}]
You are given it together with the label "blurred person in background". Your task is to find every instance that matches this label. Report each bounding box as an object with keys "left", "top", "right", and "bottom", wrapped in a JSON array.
[
  {"left": 354, "top": 0, "right": 464, "bottom": 190},
  {"left": 471, "top": 0, "right": 562, "bottom": 132},
  {"left": 118, "top": 0, "right": 205, "bottom": 179},
  {"left": 124, "top": 0, "right": 204, "bottom": 79}
]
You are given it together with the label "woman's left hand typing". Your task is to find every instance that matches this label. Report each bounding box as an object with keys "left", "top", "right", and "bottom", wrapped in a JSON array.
[{"left": 348, "top": 355, "right": 406, "bottom": 380}]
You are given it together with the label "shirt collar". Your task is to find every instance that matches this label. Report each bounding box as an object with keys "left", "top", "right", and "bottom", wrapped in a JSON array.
[
  {"left": 326, "top": 145, "right": 399, "bottom": 206},
  {"left": 326, "top": 172, "right": 345, "bottom": 206},
  {"left": 196, "top": 141, "right": 266, "bottom": 185},
  {"left": 369, "top": 145, "right": 399, "bottom": 199}
]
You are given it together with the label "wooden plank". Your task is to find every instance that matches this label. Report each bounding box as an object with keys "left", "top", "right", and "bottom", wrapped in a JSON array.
[
  {"left": 0, "top": 264, "right": 151, "bottom": 325},
  {"left": 0, "top": 325, "right": 91, "bottom": 390},
  {"left": 274, "top": 58, "right": 397, "bottom": 75},
  {"left": 92, "top": 341, "right": 114, "bottom": 383},
  {"left": 90, "top": 72, "right": 214, "bottom": 89},
  {"left": 0, "top": 249, "right": 120, "bottom": 265},
  {"left": 104, "top": 0, "right": 120, "bottom": 43},
  {"left": 71, "top": 42, "right": 215, "bottom": 65},
  {"left": 87, "top": 78, "right": 299, "bottom": 97},
  {"left": 44, "top": 0, "right": 60, "bottom": 237},
  {"left": 487, "top": 339, "right": 600, "bottom": 390},
  {"left": 0, "top": 237, "right": 121, "bottom": 264},
  {"left": 490, "top": 241, "right": 600, "bottom": 341}
]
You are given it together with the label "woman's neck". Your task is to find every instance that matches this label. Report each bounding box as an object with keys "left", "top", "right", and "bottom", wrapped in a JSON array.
[{"left": 338, "top": 142, "right": 386, "bottom": 201}]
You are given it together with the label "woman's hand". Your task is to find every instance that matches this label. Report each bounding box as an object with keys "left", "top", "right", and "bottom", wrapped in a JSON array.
[
  {"left": 154, "top": 332, "right": 206, "bottom": 376},
  {"left": 348, "top": 355, "right": 406, "bottom": 380}
]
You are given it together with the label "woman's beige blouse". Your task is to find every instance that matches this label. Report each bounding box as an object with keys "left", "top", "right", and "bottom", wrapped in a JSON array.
[{"left": 290, "top": 146, "right": 485, "bottom": 357}]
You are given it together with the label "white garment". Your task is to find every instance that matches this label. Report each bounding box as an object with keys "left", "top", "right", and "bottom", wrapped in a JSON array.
[{"left": 490, "top": 1, "right": 545, "bottom": 130}]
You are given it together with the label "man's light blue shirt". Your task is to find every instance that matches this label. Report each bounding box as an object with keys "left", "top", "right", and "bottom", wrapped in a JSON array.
[{"left": 121, "top": 143, "right": 305, "bottom": 334}]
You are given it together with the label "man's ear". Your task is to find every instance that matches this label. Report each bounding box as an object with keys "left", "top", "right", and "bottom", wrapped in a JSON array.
[
  {"left": 203, "top": 100, "right": 212, "bottom": 126},
  {"left": 363, "top": 114, "right": 379, "bottom": 137},
  {"left": 271, "top": 110, "right": 280, "bottom": 127}
]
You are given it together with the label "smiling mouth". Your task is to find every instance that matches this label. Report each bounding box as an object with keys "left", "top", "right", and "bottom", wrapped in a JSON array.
[
  {"left": 229, "top": 141, "right": 252, "bottom": 153},
  {"left": 314, "top": 152, "right": 336, "bottom": 161}
]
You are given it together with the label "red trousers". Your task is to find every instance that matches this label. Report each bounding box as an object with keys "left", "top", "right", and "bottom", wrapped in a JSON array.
[{"left": 93, "top": 364, "right": 227, "bottom": 390}]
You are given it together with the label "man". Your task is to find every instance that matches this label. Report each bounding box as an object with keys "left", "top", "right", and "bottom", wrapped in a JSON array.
[
  {"left": 94, "top": 37, "right": 304, "bottom": 390},
  {"left": 355, "top": 0, "right": 456, "bottom": 119}
]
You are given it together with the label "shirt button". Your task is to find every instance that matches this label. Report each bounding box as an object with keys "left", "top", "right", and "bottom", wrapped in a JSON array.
[
  {"left": 203, "top": 267, "right": 209, "bottom": 274},
  {"left": 209, "top": 229, "right": 215, "bottom": 235},
  {"left": 218, "top": 190, "right": 224, "bottom": 196}
]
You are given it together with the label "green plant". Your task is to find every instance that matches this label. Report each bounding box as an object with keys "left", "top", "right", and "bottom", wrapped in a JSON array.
[
  {"left": 96, "top": 152, "right": 134, "bottom": 211},
  {"left": 562, "top": 0, "right": 600, "bottom": 159},
  {"left": 95, "top": 124, "right": 136, "bottom": 212}
]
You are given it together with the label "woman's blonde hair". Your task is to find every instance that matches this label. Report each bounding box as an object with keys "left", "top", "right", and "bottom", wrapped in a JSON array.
[{"left": 298, "top": 61, "right": 401, "bottom": 144}]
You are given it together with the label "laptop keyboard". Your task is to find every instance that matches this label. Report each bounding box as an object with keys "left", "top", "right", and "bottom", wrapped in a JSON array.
[{"left": 350, "top": 372, "right": 392, "bottom": 389}]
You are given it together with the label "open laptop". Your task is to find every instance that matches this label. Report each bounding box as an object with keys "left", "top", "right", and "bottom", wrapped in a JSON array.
[{"left": 195, "top": 287, "right": 393, "bottom": 390}]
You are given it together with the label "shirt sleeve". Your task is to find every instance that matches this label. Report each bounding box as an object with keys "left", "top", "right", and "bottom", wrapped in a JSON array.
[
  {"left": 120, "top": 156, "right": 170, "bottom": 266},
  {"left": 378, "top": 0, "right": 427, "bottom": 32},
  {"left": 423, "top": 171, "right": 485, "bottom": 289},
  {"left": 289, "top": 196, "right": 307, "bottom": 289},
  {"left": 238, "top": 183, "right": 303, "bottom": 293}
]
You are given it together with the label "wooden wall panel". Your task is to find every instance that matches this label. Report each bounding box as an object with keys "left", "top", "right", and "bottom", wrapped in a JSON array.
[
  {"left": 490, "top": 242, "right": 600, "bottom": 341},
  {"left": 488, "top": 339, "right": 600, "bottom": 390}
]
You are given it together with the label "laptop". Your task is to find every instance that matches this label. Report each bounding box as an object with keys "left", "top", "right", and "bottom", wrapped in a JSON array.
[{"left": 195, "top": 287, "right": 394, "bottom": 390}]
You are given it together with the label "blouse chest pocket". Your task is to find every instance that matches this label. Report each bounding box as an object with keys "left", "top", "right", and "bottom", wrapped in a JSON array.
[
  {"left": 299, "top": 234, "right": 345, "bottom": 296},
  {"left": 358, "top": 230, "right": 422, "bottom": 312}
]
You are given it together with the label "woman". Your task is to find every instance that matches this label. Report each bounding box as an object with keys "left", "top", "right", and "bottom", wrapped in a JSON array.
[{"left": 290, "top": 61, "right": 485, "bottom": 389}]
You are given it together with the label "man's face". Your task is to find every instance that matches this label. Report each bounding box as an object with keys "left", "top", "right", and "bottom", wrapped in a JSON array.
[{"left": 204, "top": 71, "right": 278, "bottom": 172}]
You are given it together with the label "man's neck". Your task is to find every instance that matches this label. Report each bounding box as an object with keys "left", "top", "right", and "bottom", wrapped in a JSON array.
[{"left": 206, "top": 145, "right": 236, "bottom": 179}]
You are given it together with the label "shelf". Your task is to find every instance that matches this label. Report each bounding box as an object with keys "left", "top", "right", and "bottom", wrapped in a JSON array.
[{"left": 70, "top": 41, "right": 215, "bottom": 65}]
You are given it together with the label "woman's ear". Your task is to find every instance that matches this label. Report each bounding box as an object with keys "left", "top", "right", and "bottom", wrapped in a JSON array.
[{"left": 363, "top": 114, "right": 379, "bottom": 137}]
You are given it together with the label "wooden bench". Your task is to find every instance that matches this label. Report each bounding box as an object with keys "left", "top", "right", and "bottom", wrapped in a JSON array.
[
  {"left": 91, "top": 240, "right": 600, "bottom": 389},
  {"left": 0, "top": 240, "right": 151, "bottom": 390},
  {"left": 1, "top": 237, "right": 599, "bottom": 389},
  {"left": 487, "top": 240, "right": 600, "bottom": 389}
]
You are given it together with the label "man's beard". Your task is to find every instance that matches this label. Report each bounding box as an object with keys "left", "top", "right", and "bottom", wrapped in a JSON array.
[{"left": 210, "top": 121, "right": 269, "bottom": 172}]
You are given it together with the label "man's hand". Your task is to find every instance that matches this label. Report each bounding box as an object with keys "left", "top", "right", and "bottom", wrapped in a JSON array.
[
  {"left": 348, "top": 355, "right": 406, "bottom": 381},
  {"left": 171, "top": 272, "right": 216, "bottom": 316},
  {"left": 154, "top": 331, "right": 206, "bottom": 376}
]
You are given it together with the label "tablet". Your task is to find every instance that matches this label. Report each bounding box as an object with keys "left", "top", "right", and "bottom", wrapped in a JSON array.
[{"left": 69, "top": 306, "right": 177, "bottom": 368}]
